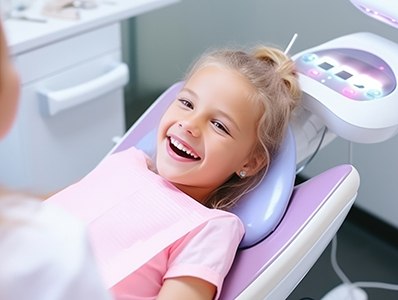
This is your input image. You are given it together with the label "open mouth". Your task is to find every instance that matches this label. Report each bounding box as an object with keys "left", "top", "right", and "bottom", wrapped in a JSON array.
[{"left": 169, "top": 137, "right": 201, "bottom": 160}]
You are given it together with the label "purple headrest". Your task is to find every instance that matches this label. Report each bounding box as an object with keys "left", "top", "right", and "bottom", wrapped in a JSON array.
[{"left": 230, "top": 127, "right": 296, "bottom": 248}]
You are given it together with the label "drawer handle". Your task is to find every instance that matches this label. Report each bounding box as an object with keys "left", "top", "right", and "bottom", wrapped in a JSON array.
[{"left": 39, "top": 63, "right": 129, "bottom": 116}]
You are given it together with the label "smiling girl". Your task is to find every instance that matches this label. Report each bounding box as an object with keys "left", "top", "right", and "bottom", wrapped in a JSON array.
[{"left": 47, "top": 45, "right": 301, "bottom": 300}]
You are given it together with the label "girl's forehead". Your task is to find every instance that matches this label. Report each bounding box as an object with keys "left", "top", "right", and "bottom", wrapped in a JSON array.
[
  {"left": 186, "top": 66, "right": 261, "bottom": 125},
  {"left": 188, "top": 65, "right": 245, "bottom": 87},
  {"left": 188, "top": 65, "right": 257, "bottom": 104}
]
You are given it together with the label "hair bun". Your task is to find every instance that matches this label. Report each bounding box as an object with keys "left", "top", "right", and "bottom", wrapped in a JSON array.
[{"left": 253, "top": 46, "right": 301, "bottom": 110}]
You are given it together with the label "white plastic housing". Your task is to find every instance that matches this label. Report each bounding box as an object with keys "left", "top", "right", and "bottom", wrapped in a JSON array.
[
  {"left": 350, "top": 0, "right": 398, "bottom": 29},
  {"left": 292, "top": 32, "right": 398, "bottom": 144}
]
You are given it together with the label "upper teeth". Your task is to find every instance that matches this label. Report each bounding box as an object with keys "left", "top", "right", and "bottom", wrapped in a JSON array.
[{"left": 170, "top": 137, "right": 199, "bottom": 159}]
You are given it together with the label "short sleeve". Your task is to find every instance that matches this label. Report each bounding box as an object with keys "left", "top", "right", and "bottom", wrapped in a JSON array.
[{"left": 164, "top": 214, "right": 244, "bottom": 299}]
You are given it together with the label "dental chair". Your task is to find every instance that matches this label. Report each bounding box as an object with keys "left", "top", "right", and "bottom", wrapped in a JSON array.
[{"left": 110, "top": 82, "right": 360, "bottom": 300}]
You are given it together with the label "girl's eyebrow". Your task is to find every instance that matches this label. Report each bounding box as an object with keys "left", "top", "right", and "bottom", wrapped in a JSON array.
[
  {"left": 180, "top": 87, "right": 198, "bottom": 99},
  {"left": 181, "top": 87, "right": 241, "bottom": 133},
  {"left": 215, "top": 109, "right": 241, "bottom": 134}
]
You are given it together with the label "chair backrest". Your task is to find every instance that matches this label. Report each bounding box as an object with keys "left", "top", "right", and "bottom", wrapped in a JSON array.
[{"left": 112, "top": 82, "right": 296, "bottom": 248}]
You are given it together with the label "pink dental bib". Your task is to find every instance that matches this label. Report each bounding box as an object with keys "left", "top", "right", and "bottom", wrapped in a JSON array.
[{"left": 46, "top": 147, "right": 228, "bottom": 288}]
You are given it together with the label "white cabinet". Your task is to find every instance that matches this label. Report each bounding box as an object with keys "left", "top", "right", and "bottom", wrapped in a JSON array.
[
  {"left": 0, "top": 0, "right": 179, "bottom": 195},
  {"left": 0, "top": 23, "right": 127, "bottom": 194}
]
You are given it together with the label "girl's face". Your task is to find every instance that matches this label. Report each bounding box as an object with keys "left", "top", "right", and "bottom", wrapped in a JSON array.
[
  {"left": 156, "top": 65, "right": 264, "bottom": 202},
  {"left": 0, "top": 24, "right": 19, "bottom": 139}
]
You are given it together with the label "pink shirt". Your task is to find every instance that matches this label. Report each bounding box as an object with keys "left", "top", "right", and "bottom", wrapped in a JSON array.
[{"left": 47, "top": 147, "right": 244, "bottom": 299}]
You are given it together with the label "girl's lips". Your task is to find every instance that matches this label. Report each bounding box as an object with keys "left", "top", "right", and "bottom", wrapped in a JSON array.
[{"left": 166, "top": 135, "right": 201, "bottom": 161}]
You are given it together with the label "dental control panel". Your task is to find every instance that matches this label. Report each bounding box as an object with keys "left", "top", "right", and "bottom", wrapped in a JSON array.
[
  {"left": 292, "top": 32, "right": 398, "bottom": 143},
  {"left": 296, "top": 48, "right": 396, "bottom": 101}
]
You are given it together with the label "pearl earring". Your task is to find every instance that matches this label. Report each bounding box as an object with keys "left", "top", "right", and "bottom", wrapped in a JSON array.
[{"left": 239, "top": 170, "right": 246, "bottom": 178}]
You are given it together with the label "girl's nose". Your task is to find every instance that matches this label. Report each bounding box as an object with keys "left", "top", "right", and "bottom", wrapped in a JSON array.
[{"left": 178, "top": 119, "right": 201, "bottom": 137}]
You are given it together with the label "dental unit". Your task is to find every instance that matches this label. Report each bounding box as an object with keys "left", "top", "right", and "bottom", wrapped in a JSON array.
[{"left": 108, "top": 2, "right": 398, "bottom": 298}]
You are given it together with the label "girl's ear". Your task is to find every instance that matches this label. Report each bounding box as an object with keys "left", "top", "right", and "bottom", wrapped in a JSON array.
[{"left": 240, "top": 149, "right": 268, "bottom": 177}]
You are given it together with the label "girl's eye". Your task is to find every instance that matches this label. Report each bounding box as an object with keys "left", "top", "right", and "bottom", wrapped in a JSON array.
[
  {"left": 212, "top": 121, "right": 230, "bottom": 135},
  {"left": 178, "top": 98, "right": 194, "bottom": 109}
]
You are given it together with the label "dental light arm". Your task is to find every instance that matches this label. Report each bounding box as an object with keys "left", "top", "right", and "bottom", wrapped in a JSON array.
[{"left": 349, "top": 0, "right": 398, "bottom": 29}]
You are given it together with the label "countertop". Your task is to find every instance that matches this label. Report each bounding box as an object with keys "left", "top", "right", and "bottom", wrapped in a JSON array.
[{"left": 4, "top": 0, "right": 179, "bottom": 55}]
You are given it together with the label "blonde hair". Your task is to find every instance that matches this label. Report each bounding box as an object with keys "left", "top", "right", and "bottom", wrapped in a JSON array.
[{"left": 185, "top": 46, "right": 301, "bottom": 210}]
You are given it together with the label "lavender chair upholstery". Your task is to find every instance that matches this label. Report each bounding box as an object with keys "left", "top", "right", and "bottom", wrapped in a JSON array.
[{"left": 110, "top": 82, "right": 360, "bottom": 300}]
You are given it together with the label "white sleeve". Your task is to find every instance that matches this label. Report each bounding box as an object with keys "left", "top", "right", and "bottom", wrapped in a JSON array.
[{"left": 0, "top": 196, "right": 112, "bottom": 300}]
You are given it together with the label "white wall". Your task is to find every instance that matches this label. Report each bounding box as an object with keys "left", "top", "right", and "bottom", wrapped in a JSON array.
[
  {"left": 126, "top": 0, "right": 398, "bottom": 227},
  {"left": 131, "top": 0, "right": 398, "bottom": 95}
]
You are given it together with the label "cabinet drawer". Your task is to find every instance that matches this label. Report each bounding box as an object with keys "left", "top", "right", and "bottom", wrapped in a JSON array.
[
  {"left": 0, "top": 23, "right": 127, "bottom": 194},
  {"left": 14, "top": 23, "right": 121, "bottom": 85},
  {"left": 0, "top": 51, "right": 126, "bottom": 194}
]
